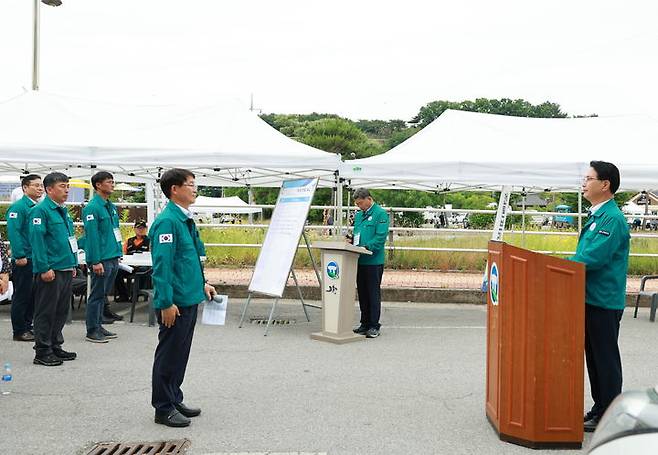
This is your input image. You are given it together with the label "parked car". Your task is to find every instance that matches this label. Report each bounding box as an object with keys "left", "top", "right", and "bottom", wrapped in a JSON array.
[{"left": 588, "top": 386, "right": 658, "bottom": 454}]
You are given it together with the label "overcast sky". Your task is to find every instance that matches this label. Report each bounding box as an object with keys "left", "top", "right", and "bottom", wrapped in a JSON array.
[{"left": 1, "top": 0, "right": 657, "bottom": 121}]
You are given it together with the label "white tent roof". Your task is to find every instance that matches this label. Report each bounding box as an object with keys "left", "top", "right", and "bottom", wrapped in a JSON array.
[
  {"left": 342, "top": 109, "right": 658, "bottom": 191},
  {"left": 0, "top": 91, "right": 341, "bottom": 187},
  {"left": 190, "top": 195, "right": 261, "bottom": 215}
]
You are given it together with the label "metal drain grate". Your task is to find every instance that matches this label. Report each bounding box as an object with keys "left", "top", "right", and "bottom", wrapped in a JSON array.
[
  {"left": 250, "top": 318, "right": 296, "bottom": 325},
  {"left": 87, "top": 439, "right": 190, "bottom": 455}
]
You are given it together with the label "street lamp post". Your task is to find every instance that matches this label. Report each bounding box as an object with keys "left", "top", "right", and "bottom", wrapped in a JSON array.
[{"left": 32, "top": 0, "right": 62, "bottom": 91}]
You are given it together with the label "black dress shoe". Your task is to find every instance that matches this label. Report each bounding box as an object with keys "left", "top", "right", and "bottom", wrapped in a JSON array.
[
  {"left": 13, "top": 332, "right": 35, "bottom": 342},
  {"left": 584, "top": 410, "right": 597, "bottom": 422},
  {"left": 154, "top": 409, "right": 191, "bottom": 427},
  {"left": 365, "top": 327, "right": 380, "bottom": 338},
  {"left": 104, "top": 310, "right": 124, "bottom": 321},
  {"left": 584, "top": 415, "right": 601, "bottom": 432},
  {"left": 53, "top": 349, "right": 77, "bottom": 361},
  {"left": 33, "top": 354, "right": 64, "bottom": 366},
  {"left": 174, "top": 402, "right": 201, "bottom": 417}
]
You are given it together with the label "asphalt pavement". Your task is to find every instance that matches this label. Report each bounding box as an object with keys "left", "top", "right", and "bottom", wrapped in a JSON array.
[{"left": 0, "top": 299, "right": 656, "bottom": 455}]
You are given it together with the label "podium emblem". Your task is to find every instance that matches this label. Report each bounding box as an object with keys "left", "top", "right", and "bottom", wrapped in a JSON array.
[
  {"left": 327, "top": 261, "right": 340, "bottom": 279},
  {"left": 489, "top": 262, "right": 499, "bottom": 306}
]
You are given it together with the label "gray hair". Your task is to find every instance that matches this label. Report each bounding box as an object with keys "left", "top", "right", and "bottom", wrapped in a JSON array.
[{"left": 353, "top": 188, "right": 371, "bottom": 200}]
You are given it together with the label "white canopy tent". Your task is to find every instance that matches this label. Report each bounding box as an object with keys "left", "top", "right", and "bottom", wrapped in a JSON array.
[
  {"left": 0, "top": 91, "right": 341, "bottom": 188},
  {"left": 341, "top": 109, "right": 658, "bottom": 192},
  {"left": 190, "top": 195, "right": 262, "bottom": 215}
]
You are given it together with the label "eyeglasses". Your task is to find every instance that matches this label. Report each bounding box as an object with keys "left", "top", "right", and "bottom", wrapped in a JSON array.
[
  {"left": 582, "top": 176, "right": 601, "bottom": 184},
  {"left": 181, "top": 183, "right": 197, "bottom": 189}
]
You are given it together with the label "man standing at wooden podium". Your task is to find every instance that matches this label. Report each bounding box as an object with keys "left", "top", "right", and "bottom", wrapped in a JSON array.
[
  {"left": 571, "top": 161, "right": 630, "bottom": 433},
  {"left": 349, "top": 188, "right": 390, "bottom": 339}
]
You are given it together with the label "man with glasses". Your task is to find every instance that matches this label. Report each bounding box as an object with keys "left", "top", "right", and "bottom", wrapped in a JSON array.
[
  {"left": 150, "top": 168, "right": 216, "bottom": 427},
  {"left": 82, "top": 171, "right": 123, "bottom": 343},
  {"left": 348, "top": 188, "right": 390, "bottom": 339},
  {"left": 29, "top": 172, "right": 78, "bottom": 366},
  {"left": 6, "top": 174, "right": 43, "bottom": 342},
  {"left": 570, "top": 161, "right": 630, "bottom": 432}
]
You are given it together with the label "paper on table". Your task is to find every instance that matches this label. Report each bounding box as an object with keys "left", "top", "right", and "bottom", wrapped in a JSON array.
[
  {"left": 202, "top": 294, "right": 228, "bottom": 326},
  {"left": 118, "top": 262, "right": 134, "bottom": 273},
  {"left": 0, "top": 281, "right": 14, "bottom": 302}
]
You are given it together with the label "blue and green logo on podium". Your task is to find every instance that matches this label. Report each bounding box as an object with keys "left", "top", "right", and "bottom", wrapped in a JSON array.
[
  {"left": 327, "top": 261, "right": 339, "bottom": 280},
  {"left": 489, "top": 262, "right": 499, "bottom": 306}
]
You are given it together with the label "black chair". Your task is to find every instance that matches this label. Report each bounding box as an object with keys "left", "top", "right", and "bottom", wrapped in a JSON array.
[
  {"left": 71, "top": 266, "right": 88, "bottom": 310},
  {"left": 129, "top": 267, "right": 153, "bottom": 323},
  {"left": 633, "top": 275, "right": 658, "bottom": 321}
]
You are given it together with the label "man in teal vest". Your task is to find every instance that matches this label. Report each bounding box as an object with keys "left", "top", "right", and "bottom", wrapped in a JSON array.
[
  {"left": 82, "top": 171, "right": 123, "bottom": 343},
  {"left": 6, "top": 174, "right": 43, "bottom": 342},
  {"left": 570, "top": 161, "right": 630, "bottom": 432},
  {"left": 29, "top": 172, "right": 78, "bottom": 366},
  {"left": 150, "top": 168, "right": 216, "bottom": 428},
  {"left": 349, "top": 188, "right": 390, "bottom": 339}
]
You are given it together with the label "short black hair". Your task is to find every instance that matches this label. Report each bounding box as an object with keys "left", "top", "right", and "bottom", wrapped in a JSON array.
[
  {"left": 91, "top": 171, "right": 114, "bottom": 191},
  {"left": 43, "top": 172, "right": 69, "bottom": 189},
  {"left": 353, "top": 188, "right": 371, "bottom": 200},
  {"left": 160, "top": 168, "right": 195, "bottom": 199},
  {"left": 21, "top": 174, "right": 41, "bottom": 189},
  {"left": 590, "top": 160, "right": 620, "bottom": 194}
]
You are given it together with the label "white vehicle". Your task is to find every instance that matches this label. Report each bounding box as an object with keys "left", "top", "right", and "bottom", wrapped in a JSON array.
[{"left": 588, "top": 386, "right": 658, "bottom": 454}]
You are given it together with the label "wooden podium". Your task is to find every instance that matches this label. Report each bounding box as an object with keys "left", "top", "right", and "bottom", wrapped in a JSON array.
[
  {"left": 311, "top": 241, "right": 371, "bottom": 344},
  {"left": 485, "top": 241, "right": 585, "bottom": 449}
]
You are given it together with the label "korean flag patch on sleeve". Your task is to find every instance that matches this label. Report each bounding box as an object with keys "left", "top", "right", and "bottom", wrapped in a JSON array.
[
  {"left": 159, "top": 233, "right": 173, "bottom": 244},
  {"left": 32, "top": 218, "right": 42, "bottom": 225},
  {"left": 86, "top": 214, "right": 94, "bottom": 221},
  {"left": 8, "top": 212, "right": 18, "bottom": 219}
]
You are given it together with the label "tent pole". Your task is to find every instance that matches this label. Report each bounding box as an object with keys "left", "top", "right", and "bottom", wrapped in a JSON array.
[
  {"left": 247, "top": 186, "right": 254, "bottom": 224},
  {"left": 336, "top": 177, "right": 343, "bottom": 238},
  {"left": 578, "top": 187, "right": 583, "bottom": 232},
  {"left": 521, "top": 189, "right": 526, "bottom": 248}
]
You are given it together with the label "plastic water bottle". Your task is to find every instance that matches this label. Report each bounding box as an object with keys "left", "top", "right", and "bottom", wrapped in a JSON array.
[{"left": 1, "top": 363, "right": 12, "bottom": 395}]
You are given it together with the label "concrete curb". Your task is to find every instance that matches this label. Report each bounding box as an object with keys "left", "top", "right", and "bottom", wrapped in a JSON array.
[{"left": 212, "top": 284, "right": 647, "bottom": 307}]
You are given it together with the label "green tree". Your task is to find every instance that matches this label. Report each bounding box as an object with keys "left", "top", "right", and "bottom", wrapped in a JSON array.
[
  {"left": 298, "top": 118, "right": 382, "bottom": 159},
  {"left": 410, "top": 98, "right": 568, "bottom": 129}
]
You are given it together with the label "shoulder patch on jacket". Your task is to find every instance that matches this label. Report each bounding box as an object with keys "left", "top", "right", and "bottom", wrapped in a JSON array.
[
  {"left": 8, "top": 212, "right": 18, "bottom": 219},
  {"left": 32, "top": 218, "right": 42, "bottom": 225},
  {"left": 86, "top": 214, "right": 94, "bottom": 221},
  {"left": 159, "top": 233, "right": 173, "bottom": 243}
]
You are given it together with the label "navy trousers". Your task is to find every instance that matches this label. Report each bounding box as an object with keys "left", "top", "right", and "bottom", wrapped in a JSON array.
[
  {"left": 10, "top": 259, "right": 35, "bottom": 336},
  {"left": 152, "top": 304, "right": 198, "bottom": 414},
  {"left": 356, "top": 264, "right": 384, "bottom": 330},
  {"left": 33, "top": 271, "right": 72, "bottom": 357},
  {"left": 585, "top": 304, "right": 624, "bottom": 418}
]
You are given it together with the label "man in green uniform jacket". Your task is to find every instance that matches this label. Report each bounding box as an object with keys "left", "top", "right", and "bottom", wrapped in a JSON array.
[
  {"left": 82, "top": 171, "right": 123, "bottom": 343},
  {"left": 6, "top": 174, "right": 43, "bottom": 341},
  {"left": 349, "top": 188, "right": 390, "bottom": 339},
  {"left": 150, "top": 168, "right": 216, "bottom": 428},
  {"left": 570, "top": 161, "right": 630, "bottom": 432},
  {"left": 29, "top": 172, "right": 78, "bottom": 366}
]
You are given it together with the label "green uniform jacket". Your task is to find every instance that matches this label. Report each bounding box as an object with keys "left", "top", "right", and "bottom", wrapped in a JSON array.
[
  {"left": 149, "top": 201, "right": 207, "bottom": 310},
  {"left": 82, "top": 194, "right": 123, "bottom": 265},
  {"left": 6, "top": 195, "right": 37, "bottom": 260},
  {"left": 570, "top": 199, "right": 630, "bottom": 310},
  {"left": 29, "top": 196, "right": 78, "bottom": 274},
  {"left": 353, "top": 203, "right": 390, "bottom": 265}
]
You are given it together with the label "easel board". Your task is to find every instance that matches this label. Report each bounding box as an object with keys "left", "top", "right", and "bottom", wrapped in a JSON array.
[{"left": 248, "top": 178, "right": 318, "bottom": 297}]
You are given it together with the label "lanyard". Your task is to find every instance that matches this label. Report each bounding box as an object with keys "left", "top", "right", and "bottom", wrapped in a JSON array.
[{"left": 56, "top": 206, "right": 73, "bottom": 236}]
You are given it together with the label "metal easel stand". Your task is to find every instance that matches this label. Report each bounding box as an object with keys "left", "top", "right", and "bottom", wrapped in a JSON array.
[{"left": 239, "top": 230, "right": 319, "bottom": 335}]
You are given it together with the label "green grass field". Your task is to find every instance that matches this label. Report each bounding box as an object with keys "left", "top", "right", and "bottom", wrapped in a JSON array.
[{"left": 194, "top": 226, "right": 658, "bottom": 276}]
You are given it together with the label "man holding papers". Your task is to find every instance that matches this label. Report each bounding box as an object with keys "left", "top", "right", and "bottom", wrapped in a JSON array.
[{"left": 149, "top": 168, "right": 216, "bottom": 428}]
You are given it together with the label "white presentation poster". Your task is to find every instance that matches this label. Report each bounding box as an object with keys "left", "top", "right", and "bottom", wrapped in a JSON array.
[{"left": 248, "top": 178, "right": 318, "bottom": 297}]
